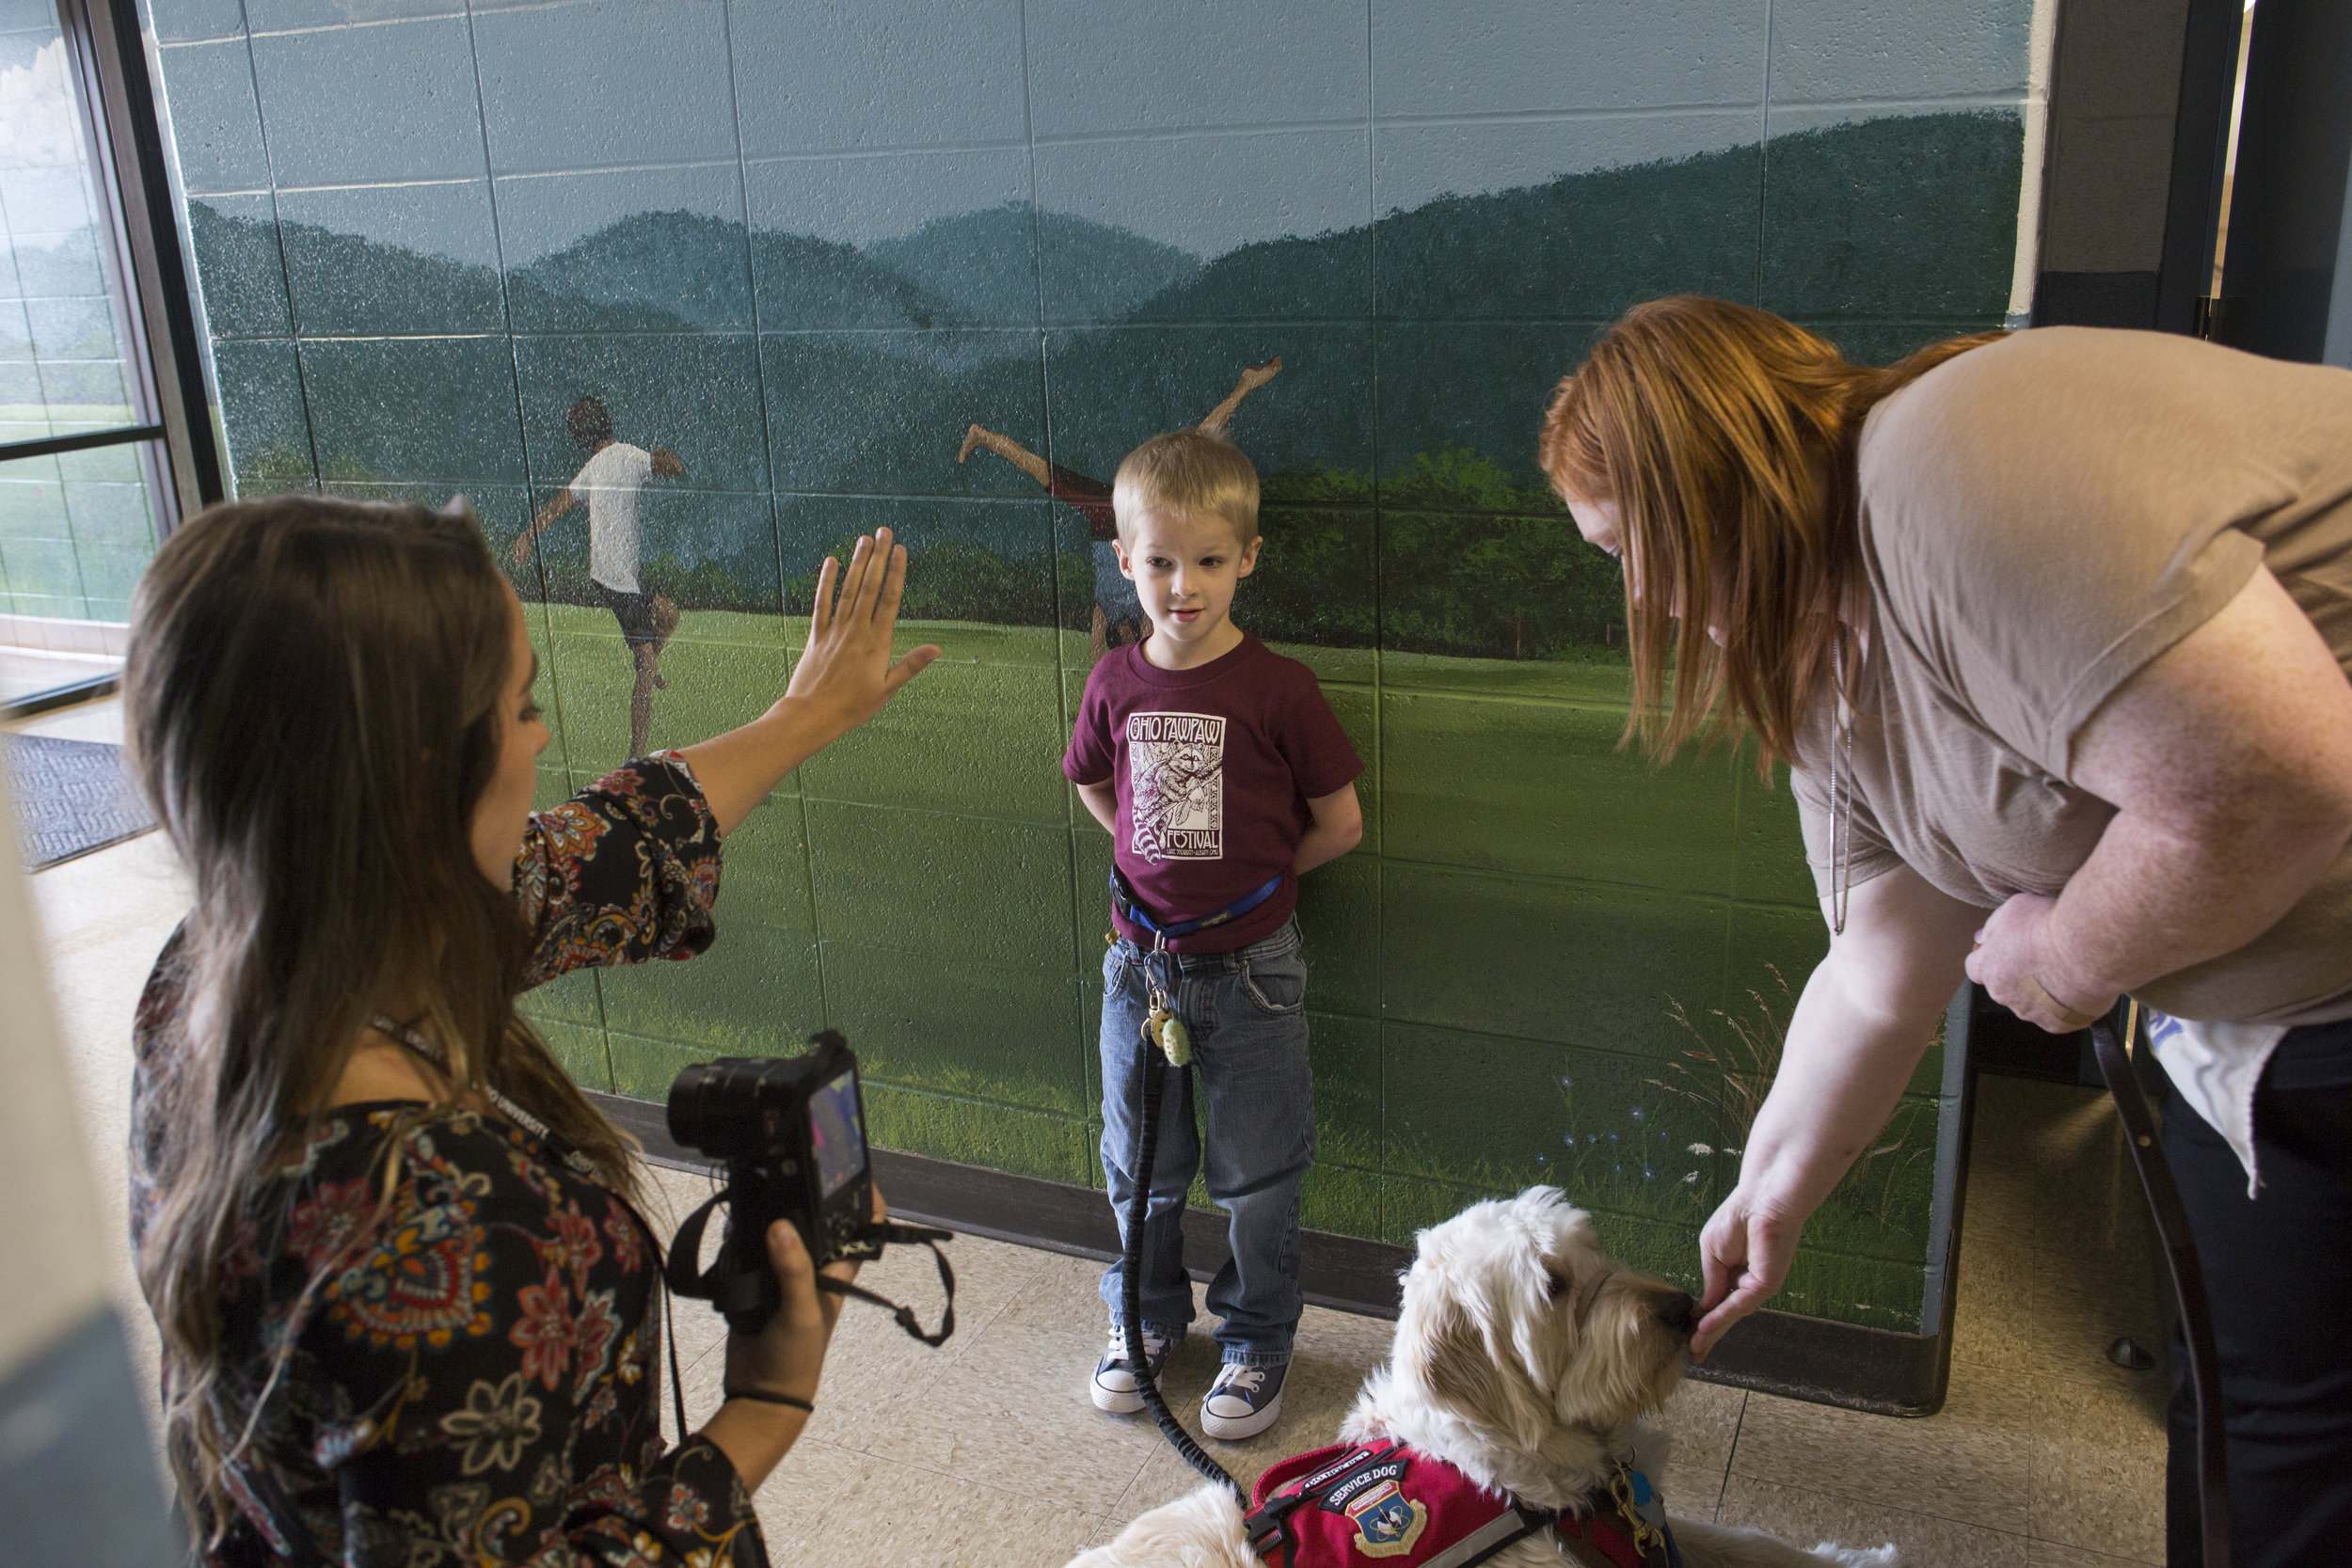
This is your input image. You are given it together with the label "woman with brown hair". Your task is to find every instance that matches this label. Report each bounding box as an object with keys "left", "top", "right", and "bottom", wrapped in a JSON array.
[
  {"left": 125, "top": 497, "right": 937, "bottom": 1564},
  {"left": 1540, "top": 296, "right": 2352, "bottom": 1565}
]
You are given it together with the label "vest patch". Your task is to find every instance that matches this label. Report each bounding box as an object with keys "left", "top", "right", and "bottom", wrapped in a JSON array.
[{"left": 1342, "top": 1480, "right": 1427, "bottom": 1558}]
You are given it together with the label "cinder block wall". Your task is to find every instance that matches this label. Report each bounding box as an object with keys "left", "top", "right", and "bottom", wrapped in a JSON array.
[{"left": 149, "top": 0, "right": 2035, "bottom": 1331}]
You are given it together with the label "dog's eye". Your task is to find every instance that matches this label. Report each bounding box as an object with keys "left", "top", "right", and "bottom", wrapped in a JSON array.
[{"left": 1545, "top": 1272, "right": 1570, "bottom": 1300}]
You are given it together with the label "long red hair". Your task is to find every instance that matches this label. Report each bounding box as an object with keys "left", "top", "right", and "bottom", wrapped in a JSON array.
[{"left": 1539, "top": 296, "right": 2000, "bottom": 770}]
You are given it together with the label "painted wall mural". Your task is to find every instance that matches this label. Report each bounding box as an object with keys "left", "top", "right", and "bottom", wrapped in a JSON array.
[{"left": 147, "top": 0, "right": 2036, "bottom": 1332}]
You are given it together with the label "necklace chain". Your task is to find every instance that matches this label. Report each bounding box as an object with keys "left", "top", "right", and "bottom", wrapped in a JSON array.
[{"left": 369, "top": 1012, "right": 601, "bottom": 1181}]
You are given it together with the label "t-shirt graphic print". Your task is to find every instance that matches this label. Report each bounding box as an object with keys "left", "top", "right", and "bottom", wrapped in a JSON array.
[{"left": 1128, "top": 711, "right": 1224, "bottom": 862}]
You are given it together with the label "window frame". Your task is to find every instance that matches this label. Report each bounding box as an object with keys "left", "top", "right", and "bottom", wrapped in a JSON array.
[{"left": 16, "top": 0, "right": 227, "bottom": 532}]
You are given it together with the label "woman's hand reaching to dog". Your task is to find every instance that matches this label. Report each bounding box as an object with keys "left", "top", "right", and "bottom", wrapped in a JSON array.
[
  {"left": 681, "top": 528, "right": 940, "bottom": 834},
  {"left": 700, "top": 1187, "right": 888, "bottom": 1489},
  {"left": 1692, "top": 866, "right": 1979, "bottom": 1359}
]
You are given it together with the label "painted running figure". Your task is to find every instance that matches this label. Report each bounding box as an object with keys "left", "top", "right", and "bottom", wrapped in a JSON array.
[
  {"left": 513, "top": 395, "right": 686, "bottom": 758},
  {"left": 958, "top": 357, "right": 1281, "bottom": 664}
]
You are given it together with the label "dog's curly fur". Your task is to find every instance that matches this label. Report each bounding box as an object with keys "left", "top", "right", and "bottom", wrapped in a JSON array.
[{"left": 1070, "top": 1189, "right": 1898, "bottom": 1568}]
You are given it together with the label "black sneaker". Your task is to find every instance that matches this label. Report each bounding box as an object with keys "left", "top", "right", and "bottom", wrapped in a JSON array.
[
  {"left": 1090, "top": 1325, "right": 1177, "bottom": 1414},
  {"left": 1200, "top": 1360, "right": 1286, "bottom": 1439}
]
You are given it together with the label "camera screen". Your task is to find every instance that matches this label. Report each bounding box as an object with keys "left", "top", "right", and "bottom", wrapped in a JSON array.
[{"left": 809, "top": 1069, "right": 866, "bottom": 1199}]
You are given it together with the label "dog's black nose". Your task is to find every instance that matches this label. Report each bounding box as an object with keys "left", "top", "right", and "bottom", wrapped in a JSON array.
[{"left": 1656, "top": 1292, "right": 1697, "bottom": 1337}]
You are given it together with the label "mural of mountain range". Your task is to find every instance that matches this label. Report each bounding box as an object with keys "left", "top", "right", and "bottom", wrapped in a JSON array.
[{"left": 193, "top": 110, "right": 2019, "bottom": 656}]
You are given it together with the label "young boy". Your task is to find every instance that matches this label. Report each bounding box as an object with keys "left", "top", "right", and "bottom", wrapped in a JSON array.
[
  {"left": 1062, "top": 428, "right": 1363, "bottom": 1440},
  {"left": 512, "top": 395, "right": 686, "bottom": 757}
]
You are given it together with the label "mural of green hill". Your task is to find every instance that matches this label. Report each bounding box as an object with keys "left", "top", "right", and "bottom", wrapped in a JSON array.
[
  {"left": 192, "top": 110, "right": 2018, "bottom": 663},
  {"left": 509, "top": 210, "right": 750, "bottom": 332},
  {"left": 866, "top": 205, "right": 1046, "bottom": 325}
]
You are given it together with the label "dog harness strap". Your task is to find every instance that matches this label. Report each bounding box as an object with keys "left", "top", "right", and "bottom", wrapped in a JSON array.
[
  {"left": 1416, "top": 1508, "right": 1548, "bottom": 1568},
  {"left": 1551, "top": 1514, "right": 1645, "bottom": 1568}
]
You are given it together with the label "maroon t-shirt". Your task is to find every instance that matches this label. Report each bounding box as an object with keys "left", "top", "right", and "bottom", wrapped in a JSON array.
[{"left": 1064, "top": 633, "right": 1363, "bottom": 953}]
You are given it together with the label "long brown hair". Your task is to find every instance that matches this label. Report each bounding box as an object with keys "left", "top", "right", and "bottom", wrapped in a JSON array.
[
  {"left": 125, "top": 496, "right": 636, "bottom": 1542},
  {"left": 1538, "top": 295, "right": 2001, "bottom": 770}
]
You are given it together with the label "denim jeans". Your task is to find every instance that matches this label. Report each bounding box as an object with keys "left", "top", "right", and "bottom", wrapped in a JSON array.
[{"left": 1098, "top": 916, "right": 1313, "bottom": 1368}]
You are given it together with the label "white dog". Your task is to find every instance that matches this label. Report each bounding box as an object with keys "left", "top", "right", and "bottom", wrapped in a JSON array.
[{"left": 1071, "top": 1189, "right": 1896, "bottom": 1568}]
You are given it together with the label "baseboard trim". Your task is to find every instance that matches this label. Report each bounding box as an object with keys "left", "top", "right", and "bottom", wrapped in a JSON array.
[
  {"left": 589, "top": 1090, "right": 1951, "bottom": 1416},
  {"left": 0, "top": 671, "right": 119, "bottom": 721}
]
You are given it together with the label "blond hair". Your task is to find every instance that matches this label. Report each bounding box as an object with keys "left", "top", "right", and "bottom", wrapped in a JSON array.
[
  {"left": 1538, "top": 295, "right": 2001, "bottom": 772},
  {"left": 1112, "top": 427, "right": 1260, "bottom": 545}
]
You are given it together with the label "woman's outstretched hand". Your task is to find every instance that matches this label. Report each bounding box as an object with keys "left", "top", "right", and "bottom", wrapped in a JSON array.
[
  {"left": 1691, "top": 1182, "right": 1801, "bottom": 1360},
  {"left": 680, "top": 527, "right": 940, "bottom": 834},
  {"left": 784, "top": 528, "right": 940, "bottom": 739}
]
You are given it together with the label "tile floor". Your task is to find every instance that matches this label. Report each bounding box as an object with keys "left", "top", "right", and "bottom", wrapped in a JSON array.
[{"left": 21, "top": 693, "right": 2171, "bottom": 1565}]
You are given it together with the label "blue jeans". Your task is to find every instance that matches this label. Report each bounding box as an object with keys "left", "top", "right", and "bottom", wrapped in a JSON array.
[{"left": 1098, "top": 916, "right": 1313, "bottom": 1368}]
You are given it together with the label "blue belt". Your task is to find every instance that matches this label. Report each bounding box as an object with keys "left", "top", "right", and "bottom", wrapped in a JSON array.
[{"left": 1110, "top": 868, "right": 1284, "bottom": 940}]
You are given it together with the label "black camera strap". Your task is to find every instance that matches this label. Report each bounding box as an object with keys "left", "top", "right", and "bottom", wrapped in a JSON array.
[
  {"left": 665, "top": 1192, "right": 960, "bottom": 1346},
  {"left": 816, "top": 1224, "right": 959, "bottom": 1347}
]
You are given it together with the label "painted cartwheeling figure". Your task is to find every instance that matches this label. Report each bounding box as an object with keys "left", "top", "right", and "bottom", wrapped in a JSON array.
[
  {"left": 513, "top": 395, "right": 686, "bottom": 759},
  {"left": 959, "top": 357, "right": 1281, "bottom": 664}
]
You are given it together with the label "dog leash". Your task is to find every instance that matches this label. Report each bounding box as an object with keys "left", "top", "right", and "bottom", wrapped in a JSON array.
[{"left": 2090, "top": 1006, "right": 2231, "bottom": 1568}]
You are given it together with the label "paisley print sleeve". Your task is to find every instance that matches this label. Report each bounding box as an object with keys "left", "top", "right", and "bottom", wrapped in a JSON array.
[
  {"left": 238, "top": 1112, "right": 766, "bottom": 1567},
  {"left": 514, "top": 753, "right": 723, "bottom": 990}
]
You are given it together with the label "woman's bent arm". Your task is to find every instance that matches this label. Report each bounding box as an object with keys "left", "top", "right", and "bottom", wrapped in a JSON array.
[
  {"left": 1692, "top": 863, "right": 1979, "bottom": 1357},
  {"left": 1968, "top": 567, "right": 2352, "bottom": 1029}
]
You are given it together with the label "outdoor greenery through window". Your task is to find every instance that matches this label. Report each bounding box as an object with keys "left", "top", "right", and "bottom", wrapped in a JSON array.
[{"left": 0, "top": 0, "right": 167, "bottom": 625}]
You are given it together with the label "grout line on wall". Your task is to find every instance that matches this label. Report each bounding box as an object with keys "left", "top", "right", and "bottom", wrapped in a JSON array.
[
  {"left": 241, "top": 10, "right": 475, "bottom": 41},
  {"left": 742, "top": 140, "right": 1034, "bottom": 166},
  {"left": 228, "top": 0, "right": 317, "bottom": 493},
  {"left": 1756, "top": 0, "right": 1773, "bottom": 309},
  {"left": 489, "top": 155, "right": 752, "bottom": 183},
  {"left": 454, "top": 0, "right": 548, "bottom": 612},
  {"left": 1361, "top": 0, "right": 1391, "bottom": 1022},
  {"left": 706, "top": 0, "right": 809, "bottom": 1011},
  {"left": 265, "top": 175, "right": 486, "bottom": 195},
  {"left": 1002, "top": 94, "right": 2026, "bottom": 154},
  {"left": 1028, "top": 117, "right": 1387, "bottom": 150},
  {"left": 1013, "top": 0, "right": 1090, "bottom": 1077},
  {"left": 1713, "top": 1390, "right": 1748, "bottom": 1518}
]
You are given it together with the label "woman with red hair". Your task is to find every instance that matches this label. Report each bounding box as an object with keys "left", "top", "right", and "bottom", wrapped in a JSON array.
[{"left": 1541, "top": 296, "right": 2352, "bottom": 1565}]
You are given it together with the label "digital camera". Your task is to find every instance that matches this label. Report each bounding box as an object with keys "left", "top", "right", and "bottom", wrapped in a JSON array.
[{"left": 666, "top": 1031, "right": 883, "bottom": 1333}]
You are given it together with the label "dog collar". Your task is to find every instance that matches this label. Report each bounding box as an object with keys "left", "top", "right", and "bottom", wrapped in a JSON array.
[
  {"left": 1244, "top": 1441, "right": 1679, "bottom": 1568},
  {"left": 1552, "top": 1463, "right": 1682, "bottom": 1568}
]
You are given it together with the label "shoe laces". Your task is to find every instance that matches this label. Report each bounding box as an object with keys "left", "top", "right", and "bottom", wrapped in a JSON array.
[
  {"left": 1213, "top": 1364, "right": 1266, "bottom": 1394},
  {"left": 1108, "top": 1327, "right": 1168, "bottom": 1362}
]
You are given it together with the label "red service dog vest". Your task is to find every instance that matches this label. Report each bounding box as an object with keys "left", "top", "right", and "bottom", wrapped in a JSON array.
[{"left": 1243, "top": 1440, "right": 1679, "bottom": 1568}]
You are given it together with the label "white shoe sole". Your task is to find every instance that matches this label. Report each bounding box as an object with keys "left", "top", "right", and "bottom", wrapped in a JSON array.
[
  {"left": 1090, "top": 1379, "right": 1146, "bottom": 1415},
  {"left": 1200, "top": 1387, "right": 1283, "bottom": 1441}
]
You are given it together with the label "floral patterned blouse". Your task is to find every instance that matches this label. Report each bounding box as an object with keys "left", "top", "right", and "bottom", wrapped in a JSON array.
[{"left": 129, "top": 756, "right": 753, "bottom": 1567}]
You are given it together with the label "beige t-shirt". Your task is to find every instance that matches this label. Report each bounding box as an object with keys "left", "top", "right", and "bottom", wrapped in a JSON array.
[{"left": 1791, "top": 326, "right": 2352, "bottom": 1026}]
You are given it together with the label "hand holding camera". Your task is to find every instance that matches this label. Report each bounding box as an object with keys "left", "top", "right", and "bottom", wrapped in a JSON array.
[
  {"left": 694, "top": 1186, "right": 883, "bottom": 1491},
  {"left": 666, "top": 1033, "right": 955, "bottom": 1490},
  {"left": 720, "top": 1183, "right": 887, "bottom": 1412}
]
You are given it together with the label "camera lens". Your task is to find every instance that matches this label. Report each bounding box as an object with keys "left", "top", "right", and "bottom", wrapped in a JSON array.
[{"left": 667, "top": 1059, "right": 743, "bottom": 1156}]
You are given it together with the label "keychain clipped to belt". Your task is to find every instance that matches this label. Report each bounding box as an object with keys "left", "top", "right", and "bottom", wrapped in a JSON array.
[{"left": 1141, "top": 930, "right": 1194, "bottom": 1068}]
